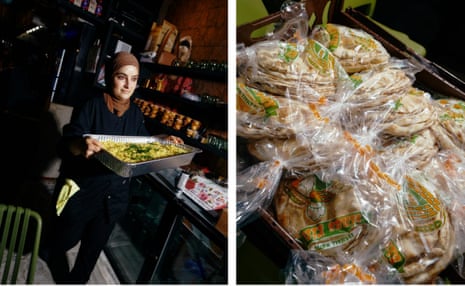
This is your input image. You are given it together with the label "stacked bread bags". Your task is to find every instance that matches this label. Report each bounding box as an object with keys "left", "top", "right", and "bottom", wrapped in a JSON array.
[
  {"left": 237, "top": 26, "right": 400, "bottom": 282},
  {"left": 237, "top": 8, "right": 465, "bottom": 283}
]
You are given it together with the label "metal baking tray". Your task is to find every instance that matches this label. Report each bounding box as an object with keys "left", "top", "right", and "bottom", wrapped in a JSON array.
[{"left": 85, "top": 134, "right": 202, "bottom": 178}]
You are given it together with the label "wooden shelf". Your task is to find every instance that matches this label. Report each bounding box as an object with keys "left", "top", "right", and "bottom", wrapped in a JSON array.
[
  {"left": 58, "top": 0, "right": 107, "bottom": 26},
  {"left": 140, "top": 63, "right": 227, "bottom": 83}
]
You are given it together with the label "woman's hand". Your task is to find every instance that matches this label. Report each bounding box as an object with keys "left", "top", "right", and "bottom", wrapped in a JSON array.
[
  {"left": 83, "top": 136, "right": 102, "bottom": 158},
  {"left": 154, "top": 134, "right": 184, "bottom": 144},
  {"left": 69, "top": 136, "right": 102, "bottom": 158},
  {"left": 166, "top": 135, "right": 184, "bottom": 144}
]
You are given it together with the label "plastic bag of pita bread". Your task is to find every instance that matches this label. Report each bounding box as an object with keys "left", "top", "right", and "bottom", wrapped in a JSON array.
[
  {"left": 379, "top": 128, "right": 439, "bottom": 171},
  {"left": 347, "top": 66, "right": 413, "bottom": 105},
  {"left": 377, "top": 153, "right": 456, "bottom": 284},
  {"left": 236, "top": 37, "right": 351, "bottom": 103},
  {"left": 431, "top": 98, "right": 465, "bottom": 154},
  {"left": 236, "top": 2, "right": 352, "bottom": 102},
  {"left": 272, "top": 129, "right": 399, "bottom": 258},
  {"left": 376, "top": 87, "right": 437, "bottom": 138},
  {"left": 344, "top": 58, "right": 419, "bottom": 108},
  {"left": 237, "top": 80, "right": 333, "bottom": 139},
  {"left": 273, "top": 172, "right": 395, "bottom": 261},
  {"left": 244, "top": 102, "right": 349, "bottom": 178},
  {"left": 238, "top": 112, "right": 354, "bottom": 227},
  {"left": 310, "top": 23, "right": 391, "bottom": 74},
  {"left": 423, "top": 150, "right": 465, "bottom": 279},
  {"left": 284, "top": 249, "right": 402, "bottom": 284},
  {"left": 330, "top": 62, "right": 421, "bottom": 135}
]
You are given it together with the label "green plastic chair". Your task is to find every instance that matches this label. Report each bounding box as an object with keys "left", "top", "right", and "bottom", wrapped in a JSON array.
[
  {"left": 341, "top": 0, "right": 377, "bottom": 17},
  {"left": 236, "top": 0, "right": 273, "bottom": 39},
  {"left": 0, "top": 204, "right": 42, "bottom": 284}
]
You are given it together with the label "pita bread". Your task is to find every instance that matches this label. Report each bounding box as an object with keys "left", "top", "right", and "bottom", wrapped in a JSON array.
[
  {"left": 431, "top": 123, "right": 465, "bottom": 158},
  {"left": 434, "top": 98, "right": 465, "bottom": 148},
  {"left": 311, "top": 23, "right": 390, "bottom": 74},
  {"left": 239, "top": 38, "right": 349, "bottom": 101},
  {"left": 274, "top": 175, "right": 389, "bottom": 259},
  {"left": 379, "top": 87, "right": 437, "bottom": 137},
  {"left": 237, "top": 82, "right": 327, "bottom": 139},
  {"left": 379, "top": 128, "right": 439, "bottom": 170},
  {"left": 385, "top": 174, "right": 455, "bottom": 283},
  {"left": 339, "top": 70, "right": 415, "bottom": 132},
  {"left": 348, "top": 68, "right": 413, "bottom": 107}
]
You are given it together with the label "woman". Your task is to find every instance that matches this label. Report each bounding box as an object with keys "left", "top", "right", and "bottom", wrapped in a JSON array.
[{"left": 41, "top": 51, "right": 181, "bottom": 283}]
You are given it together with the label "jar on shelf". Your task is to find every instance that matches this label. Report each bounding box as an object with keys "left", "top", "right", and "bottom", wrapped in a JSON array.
[{"left": 190, "top": 120, "right": 202, "bottom": 131}]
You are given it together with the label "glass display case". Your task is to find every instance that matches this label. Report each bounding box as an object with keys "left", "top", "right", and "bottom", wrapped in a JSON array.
[
  {"left": 104, "top": 169, "right": 227, "bottom": 284},
  {"left": 150, "top": 216, "right": 226, "bottom": 283}
]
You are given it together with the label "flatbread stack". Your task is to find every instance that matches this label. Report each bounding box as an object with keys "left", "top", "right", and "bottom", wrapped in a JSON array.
[
  {"left": 274, "top": 175, "right": 389, "bottom": 259},
  {"left": 246, "top": 131, "right": 348, "bottom": 177},
  {"left": 434, "top": 98, "right": 465, "bottom": 154},
  {"left": 378, "top": 87, "right": 437, "bottom": 137},
  {"left": 311, "top": 23, "right": 391, "bottom": 74},
  {"left": 379, "top": 128, "right": 439, "bottom": 170},
  {"left": 339, "top": 68, "right": 415, "bottom": 132},
  {"left": 386, "top": 174, "right": 455, "bottom": 284},
  {"left": 424, "top": 151, "right": 465, "bottom": 261},
  {"left": 236, "top": 17, "right": 462, "bottom": 282},
  {"left": 237, "top": 81, "right": 326, "bottom": 139},
  {"left": 239, "top": 39, "right": 349, "bottom": 102},
  {"left": 347, "top": 67, "right": 413, "bottom": 108}
]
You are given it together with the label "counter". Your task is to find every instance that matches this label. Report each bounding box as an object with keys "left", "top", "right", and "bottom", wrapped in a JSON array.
[{"left": 104, "top": 168, "right": 227, "bottom": 284}]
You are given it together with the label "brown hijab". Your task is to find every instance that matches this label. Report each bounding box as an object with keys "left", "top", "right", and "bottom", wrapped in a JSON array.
[{"left": 104, "top": 51, "right": 140, "bottom": 116}]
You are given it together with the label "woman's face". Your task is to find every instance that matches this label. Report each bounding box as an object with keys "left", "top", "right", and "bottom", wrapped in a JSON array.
[{"left": 111, "top": 65, "right": 139, "bottom": 100}]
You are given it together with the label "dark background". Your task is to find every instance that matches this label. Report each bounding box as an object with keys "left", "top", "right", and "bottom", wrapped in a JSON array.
[
  {"left": 260, "top": 0, "right": 465, "bottom": 81},
  {"left": 373, "top": 0, "right": 464, "bottom": 80}
]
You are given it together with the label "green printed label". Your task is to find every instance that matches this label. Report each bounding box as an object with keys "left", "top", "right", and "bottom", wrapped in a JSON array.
[{"left": 299, "top": 211, "right": 368, "bottom": 250}]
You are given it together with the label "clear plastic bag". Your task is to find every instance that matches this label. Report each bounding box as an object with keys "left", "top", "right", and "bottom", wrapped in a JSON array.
[
  {"left": 310, "top": 23, "right": 391, "bottom": 74},
  {"left": 236, "top": 160, "right": 283, "bottom": 228},
  {"left": 237, "top": 25, "right": 352, "bottom": 103},
  {"left": 236, "top": 81, "right": 328, "bottom": 139},
  {"left": 423, "top": 150, "right": 465, "bottom": 279},
  {"left": 284, "top": 249, "right": 402, "bottom": 284},
  {"left": 236, "top": 4, "right": 465, "bottom": 282}
]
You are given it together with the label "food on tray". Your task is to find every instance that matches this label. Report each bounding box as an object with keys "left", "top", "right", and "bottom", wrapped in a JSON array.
[{"left": 100, "top": 141, "right": 189, "bottom": 163}]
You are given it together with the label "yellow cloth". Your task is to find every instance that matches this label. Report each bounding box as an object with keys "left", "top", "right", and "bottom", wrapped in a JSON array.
[{"left": 56, "top": 178, "right": 80, "bottom": 216}]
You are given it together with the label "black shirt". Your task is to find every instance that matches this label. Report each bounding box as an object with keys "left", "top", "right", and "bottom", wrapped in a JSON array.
[{"left": 56, "top": 95, "right": 150, "bottom": 222}]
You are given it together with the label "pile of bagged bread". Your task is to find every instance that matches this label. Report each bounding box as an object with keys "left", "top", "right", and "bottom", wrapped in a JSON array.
[{"left": 237, "top": 21, "right": 465, "bottom": 284}]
